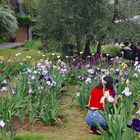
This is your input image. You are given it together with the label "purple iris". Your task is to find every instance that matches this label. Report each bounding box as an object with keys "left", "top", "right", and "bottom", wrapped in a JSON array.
[
  {"left": 128, "top": 118, "right": 140, "bottom": 132},
  {"left": 115, "top": 79, "right": 119, "bottom": 83},
  {"left": 77, "top": 64, "right": 82, "bottom": 69},
  {"left": 124, "top": 73, "right": 129, "bottom": 79},
  {"left": 39, "top": 75, "right": 45, "bottom": 80},
  {"left": 78, "top": 75, "right": 87, "bottom": 81},
  {"left": 133, "top": 102, "right": 138, "bottom": 107},
  {"left": 114, "top": 69, "right": 120, "bottom": 75},
  {"left": 12, "top": 89, "right": 16, "bottom": 95},
  {"left": 28, "top": 86, "right": 33, "bottom": 94},
  {"left": 96, "top": 68, "right": 101, "bottom": 73}
]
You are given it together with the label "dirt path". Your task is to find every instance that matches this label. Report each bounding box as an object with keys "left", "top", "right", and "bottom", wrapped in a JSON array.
[
  {"left": 16, "top": 86, "right": 101, "bottom": 140},
  {"left": 0, "top": 43, "right": 23, "bottom": 49}
]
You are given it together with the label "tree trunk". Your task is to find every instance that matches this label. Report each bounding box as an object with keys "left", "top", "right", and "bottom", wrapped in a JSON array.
[
  {"left": 76, "top": 33, "right": 82, "bottom": 54},
  {"left": 112, "top": 0, "right": 119, "bottom": 22},
  {"left": 83, "top": 38, "right": 91, "bottom": 57},
  {"left": 96, "top": 41, "right": 102, "bottom": 54}
]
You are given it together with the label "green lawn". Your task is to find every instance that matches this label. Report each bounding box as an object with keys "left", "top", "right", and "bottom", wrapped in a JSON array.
[
  {"left": 0, "top": 48, "right": 60, "bottom": 62},
  {"left": 14, "top": 133, "right": 103, "bottom": 140}
]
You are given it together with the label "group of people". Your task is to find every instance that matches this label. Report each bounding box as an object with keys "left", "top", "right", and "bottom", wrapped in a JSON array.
[
  {"left": 85, "top": 75, "right": 116, "bottom": 134},
  {"left": 121, "top": 42, "right": 140, "bottom": 61}
]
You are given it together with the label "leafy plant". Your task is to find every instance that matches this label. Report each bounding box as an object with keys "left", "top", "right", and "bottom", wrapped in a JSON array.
[
  {"left": 0, "top": 5, "right": 18, "bottom": 38},
  {"left": 101, "top": 45, "right": 121, "bottom": 57}
]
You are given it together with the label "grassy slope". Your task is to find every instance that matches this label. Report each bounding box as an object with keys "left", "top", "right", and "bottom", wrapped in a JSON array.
[{"left": 0, "top": 48, "right": 60, "bottom": 61}]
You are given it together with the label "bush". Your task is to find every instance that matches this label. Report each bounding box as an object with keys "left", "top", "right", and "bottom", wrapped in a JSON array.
[
  {"left": 16, "top": 14, "right": 32, "bottom": 25},
  {"left": 101, "top": 45, "right": 121, "bottom": 57},
  {"left": 24, "top": 40, "right": 44, "bottom": 51},
  {"left": 47, "top": 40, "right": 63, "bottom": 53}
]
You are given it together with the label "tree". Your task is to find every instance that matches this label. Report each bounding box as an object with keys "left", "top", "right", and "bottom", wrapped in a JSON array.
[
  {"left": 36, "top": 0, "right": 140, "bottom": 55},
  {"left": 36, "top": 0, "right": 109, "bottom": 55},
  {"left": 22, "top": 0, "right": 39, "bottom": 17},
  {"left": 0, "top": 4, "right": 18, "bottom": 38},
  {"left": 107, "top": 0, "right": 140, "bottom": 43}
]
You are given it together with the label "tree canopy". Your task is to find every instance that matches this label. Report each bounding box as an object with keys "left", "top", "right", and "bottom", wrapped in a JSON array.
[{"left": 0, "top": 4, "right": 18, "bottom": 38}]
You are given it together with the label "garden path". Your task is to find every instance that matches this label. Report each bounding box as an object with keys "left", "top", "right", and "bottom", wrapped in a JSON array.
[
  {"left": 0, "top": 43, "right": 23, "bottom": 49},
  {"left": 15, "top": 85, "right": 101, "bottom": 140}
]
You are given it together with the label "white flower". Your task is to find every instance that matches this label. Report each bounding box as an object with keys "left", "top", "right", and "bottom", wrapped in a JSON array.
[
  {"left": 1, "top": 87, "right": 7, "bottom": 92},
  {"left": 122, "top": 87, "right": 132, "bottom": 97},
  {"left": 19, "top": 63, "right": 23, "bottom": 65},
  {"left": 26, "top": 56, "right": 31, "bottom": 59},
  {"left": 57, "top": 56, "right": 60, "bottom": 59},
  {"left": 104, "top": 91, "right": 110, "bottom": 98},
  {"left": 108, "top": 114, "right": 112, "bottom": 120},
  {"left": 28, "top": 86, "right": 33, "bottom": 94},
  {"left": 0, "top": 120, "right": 5, "bottom": 128},
  {"left": 136, "top": 107, "right": 140, "bottom": 115},
  {"left": 85, "top": 78, "right": 92, "bottom": 84},
  {"left": 133, "top": 73, "right": 138, "bottom": 78},
  {"left": 15, "top": 53, "right": 21, "bottom": 56},
  {"left": 27, "top": 69, "right": 32, "bottom": 73},
  {"left": 101, "top": 76, "right": 106, "bottom": 85},
  {"left": 116, "top": 56, "right": 119, "bottom": 59},
  {"left": 42, "top": 70, "right": 48, "bottom": 75},
  {"left": 87, "top": 69, "right": 94, "bottom": 74},
  {"left": 30, "top": 75, "right": 36, "bottom": 80},
  {"left": 38, "top": 86, "right": 43, "bottom": 90},
  {"left": 27, "top": 81, "right": 31, "bottom": 85},
  {"left": 126, "top": 79, "right": 129, "bottom": 85},
  {"left": 136, "top": 108, "right": 140, "bottom": 115},
  {"left": 46, "top": 81, "right": 53, "bottom": 87},
  {"left": 52, "top": 53, "right": 55, "bottom": 56},
  {"left": 107, "top": 96, "right": 114, "bottom": 103},
  {"left": 134, "top": 61, "right": 139, "bottom": 66},
  {"left": 33, "top": 70, "right": 38, "bottom": 74},
  {"left": 100, "top": 96, "right": 106, "bottom": 104},
  {"left": 86, "top": 64, "right": 90, "bottom": 68},
  {"left": 40, "top": 65, "right": 46, "bottom": 69},
  {"left": 42, "top": 54, "right": 45, "bottom": 57},
  {"left": 53, "top": 66, "right": 57, "bottom": 69},
  {"left": 66, "top": 56, "right": 68, "bottom": 58},
  {"left": 2, "top": 79, "right": 7, "bottom": 84},
  {"left": 80, "top": 52, "right": 83, "bottom": 54},
  {"left": 76, "top": 92, "right": 80, "bottom": 97}
]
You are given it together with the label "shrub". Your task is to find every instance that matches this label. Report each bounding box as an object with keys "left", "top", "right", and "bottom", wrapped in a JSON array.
[
  {"left": 101, "top": 45, "right": 121, "bottom": 57},
  {"left": 24, "top": 40, "right": 44, "bottom": 51},
  {"left": 16, "top": 14, "right": 32, "bottom": 25}
]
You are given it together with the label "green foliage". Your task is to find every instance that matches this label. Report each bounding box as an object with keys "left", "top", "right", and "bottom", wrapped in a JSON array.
[
  {"left": 14, "top": 134, "right": 43, "bottom": 140},
  {"left": 75, "top": 79, "right": 98, "bottom": 109},
  {"left": 0, "top": 4, "right": 18, "bottom": 38},
  {"left": 24, "top": 40, "right": 44, "bottom": 51},
  {"left": 16, "top": 14, "right": 32, "bottom": 25},
  {"left": 0, "top": 61, "right": 65, "bottom": 126},
  {"left": 47, "top": 40, "right": 63, "bottom": 53},
  {"left": 101, "top": 45, "right": 121, "bottom": 56},
  {"left": 0, "top": 35, "right": 6, "bottom": 43},
  {"left": 36, "top": 0, "right": 109, "bottom": 53},
  {"left": 0, "top": 61, "right": 30, "bottom": 83}
]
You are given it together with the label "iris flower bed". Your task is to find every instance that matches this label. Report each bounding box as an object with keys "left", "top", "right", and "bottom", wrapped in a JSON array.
[{"left": 0, "top": 52, "right": 140, "bottom": 139}]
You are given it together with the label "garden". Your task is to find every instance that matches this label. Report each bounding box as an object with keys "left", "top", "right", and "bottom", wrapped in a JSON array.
[{"left": 0, "top": 0, "right": 140, "bottom": 140}]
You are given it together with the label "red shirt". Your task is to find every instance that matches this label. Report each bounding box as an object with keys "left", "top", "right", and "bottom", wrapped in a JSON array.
[{"left": 89, "top": 87, "right": 113, "bottom": 110}]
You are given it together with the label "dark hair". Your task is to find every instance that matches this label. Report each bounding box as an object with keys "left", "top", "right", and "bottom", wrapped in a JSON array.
[{"left": 96, "top": 75, "right": 114, "bottom": 91}]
